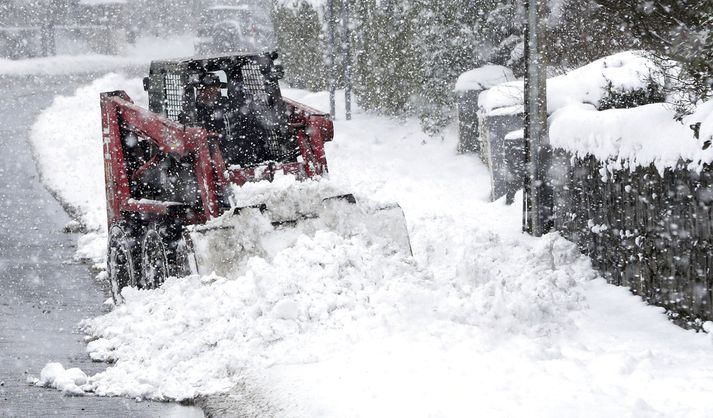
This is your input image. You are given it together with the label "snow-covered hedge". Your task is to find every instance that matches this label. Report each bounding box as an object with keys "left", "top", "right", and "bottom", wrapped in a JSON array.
[
  {"left": 550, "top": 101, "right": 713, "bottom": 173},
  {"left": 475, "top": 51, "right": 713, "bottom": 172},
  {"left": 478, "top": 51, "right": 664, "bottom": 117}
]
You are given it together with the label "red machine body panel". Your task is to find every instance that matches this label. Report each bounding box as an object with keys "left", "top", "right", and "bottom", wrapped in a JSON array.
[{"left": 100, "top": 91, "right": 334, "bottom": 230}]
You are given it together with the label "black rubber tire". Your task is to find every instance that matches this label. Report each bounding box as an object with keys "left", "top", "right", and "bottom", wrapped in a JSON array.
[
  {"left": 140, "top": 223, "right": 192, "bottom": 289},
  {"left": 107, "top": 223, "right": 140, "bottom": 305}
]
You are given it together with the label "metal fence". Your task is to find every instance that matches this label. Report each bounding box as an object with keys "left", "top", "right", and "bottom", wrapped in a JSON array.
[{"left": 549, "top": 149, "right": 713, "bottom": 327}]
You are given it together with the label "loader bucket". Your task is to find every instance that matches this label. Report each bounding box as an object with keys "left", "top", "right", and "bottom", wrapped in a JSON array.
[
  {"left": 317, "top": 195, "right": 412, "bottom": 255},
  {"left": 187, "top": 196, "right": 412, "bottom": 278}
]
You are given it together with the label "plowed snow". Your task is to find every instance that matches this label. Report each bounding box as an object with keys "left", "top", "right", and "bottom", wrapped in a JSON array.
[{"left": 28, "top": 75, "right": 713, "bottom": 417}]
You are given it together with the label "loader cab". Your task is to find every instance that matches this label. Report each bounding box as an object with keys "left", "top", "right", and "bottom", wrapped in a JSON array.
[{"left": 143, "top": 52, "right": 295, "bottom": 168}]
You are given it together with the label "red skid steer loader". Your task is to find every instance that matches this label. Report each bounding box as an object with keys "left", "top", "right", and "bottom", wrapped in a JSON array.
[{"left": 101, "top": 53, "right": 411, "bottom": 304}]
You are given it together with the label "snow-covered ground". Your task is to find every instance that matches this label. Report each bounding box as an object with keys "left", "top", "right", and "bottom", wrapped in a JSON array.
[
  {"left": 0, "top": 35, "right": 193, "bottom": 75},
  {"left": 29, "top": 74, "right": 713, "bottom": 416}
]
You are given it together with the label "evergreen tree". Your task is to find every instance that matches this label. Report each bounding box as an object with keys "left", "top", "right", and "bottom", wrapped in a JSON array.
[
  {"left": 593, "top": 0, "right": 713, "bottom": 103},
  {"left": 549, "top": 0, "right": 638, "bottom": 68},
  {"left": 412, "top": 0, "right": 524, "bottom": 134},
  {"left": 350, "top": 0, "right": 419, "bottom": 114},
  {"left": 272, "top": 1, "right": 326, "bottom": 91},
  {"left": 271, "top": 0, "right": 668, "bottom": 135}
]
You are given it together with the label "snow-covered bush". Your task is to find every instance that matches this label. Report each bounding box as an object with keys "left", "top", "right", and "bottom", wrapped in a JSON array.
[{"left": 593, "top": 0, "right": 713, "bottom": 110}]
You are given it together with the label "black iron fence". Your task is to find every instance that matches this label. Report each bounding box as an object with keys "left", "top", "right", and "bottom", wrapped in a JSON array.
[{"left": 549, "top": 149, "right": 713, "bottom": 327}]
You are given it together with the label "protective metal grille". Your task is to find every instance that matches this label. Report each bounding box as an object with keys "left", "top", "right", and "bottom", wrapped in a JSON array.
[
  {"left": 240, "top": 62, "right": 269, "bottom": 104},
  {"left": 240, "top": 62, "right": 292, "bottom": 161},
  {"left": 163, "top": 73, "right": 183, "bottom": 121}
]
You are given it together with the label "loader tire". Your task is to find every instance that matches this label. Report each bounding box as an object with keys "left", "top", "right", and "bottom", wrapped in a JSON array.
[
  {"left": 140, "top": 223, "right": 192, "bottom": 289},
  {"left": 108, "top": 223, "right": 140, "bottom": 305}
]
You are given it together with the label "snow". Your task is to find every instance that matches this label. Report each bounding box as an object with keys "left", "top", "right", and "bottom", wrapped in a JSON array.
[
  {"left": 478, "top": 51, "right": 661, "bottom": 116},
  {"left": 79, "top": 0, "right": 127, "bottom": 4},
  {"left": 549, "top": 101, "right": 713, "bottom": 173},
  {"left": 474, "top": 50, "right": 713, "bottom": 172},
  {"left": 0, "top": 35, "right": 193, "bottom": 75},
  {"left": 30, "top": 73, "right": 146, "bottom": 245},
  {"left": 30, "top": 363, "right": 89, "bottom": 397},
  {"left": 504, "top": 128, "right": 524, "bottom": 141},
  {"left": 276, "top": 0, "right": 327, "bottom": 10},
  {"left": 701, "top": 101, "right": 713, "bottom": 144},
  {"left": 29, "top": 76, "right": 713, "bottom": 416},
  {"left": 454, "top": 65, "right": 515, "bottom": 92}
]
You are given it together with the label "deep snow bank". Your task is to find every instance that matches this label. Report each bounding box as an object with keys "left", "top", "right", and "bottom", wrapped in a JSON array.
[
  {"left": 31, "top": 77, "right": 713, "bottom": 417},
  {"left": 477, "top": 50, "right": 713, "bottom": 172},
  {"left": 29, "top": 73, "right": 145, "bottom": 264}
]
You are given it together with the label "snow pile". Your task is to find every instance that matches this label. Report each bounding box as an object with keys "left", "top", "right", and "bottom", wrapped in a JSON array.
[
  {"left": 31, "top": 77, "right": 713, "bottom": 416},
  {"left": 74, "top": 214, "right": 587, "bottom": 401},
  {"left": 65, "top": 171, "right": 587, "bottom": 401},
  {"left": 474, "top": 50, "right": 713, "bottom": 172},
  {"left": 30, "top": 363, "right": 89, "bottom": 396},
  {"left": 549, "top": 100, "right": 713, "bottom": 173},
  {"left": 190, "top": 176, "right": 410, "bottom": 278},
  {"left": 228, "top": 175, "right": 350, "bottom": 221},
  {"left": 30, "top": 73, "right": 145, "bottom": 263},
  {"left": 454, "top": 65, "right": 515, "bottom": 93},
  {"left": 478, "top": 51, "right": 661, "bottom": 116},
  {"left": 78, "top": 231, "right": 421, "bottom": 400}
]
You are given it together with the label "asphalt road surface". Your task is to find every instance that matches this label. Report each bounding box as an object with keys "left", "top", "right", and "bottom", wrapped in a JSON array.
[{"left": 0, "top": 73, "right": 204, "bottom": 417}]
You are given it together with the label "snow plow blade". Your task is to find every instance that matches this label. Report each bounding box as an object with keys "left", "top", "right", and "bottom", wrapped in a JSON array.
[{"left": 187, "top": 195, "right": 412, "bottom": 277}]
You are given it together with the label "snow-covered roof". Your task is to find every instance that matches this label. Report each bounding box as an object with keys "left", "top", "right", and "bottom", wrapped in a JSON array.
[
  {"left": 454, "top": 65, "right": 515, "bottom": 93},
  {"left": 478, "top": 51, "right": 661, "bottom": 116}
]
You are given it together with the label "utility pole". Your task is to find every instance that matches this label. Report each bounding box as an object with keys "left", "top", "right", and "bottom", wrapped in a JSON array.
[
  {"left": 523, "top": 0, "right": 549, "bottom": 236},
  {"left": 327, "top": 0, "right": 337, "bottom": 119},
  {"left": 341, "top": 0, "right": 352, "bottom": 120}
]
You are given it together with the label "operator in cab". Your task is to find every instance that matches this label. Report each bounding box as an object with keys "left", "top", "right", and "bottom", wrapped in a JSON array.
[
  {"left": 195, "top": 73, "right": 229, "bottom": 135},
  {"left": 195, "top": 72, "right": 271, "bottom": 166}
]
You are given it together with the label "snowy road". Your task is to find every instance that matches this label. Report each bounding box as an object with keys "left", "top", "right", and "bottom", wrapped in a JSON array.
[{"left": 0, "top": 74, "right": 202, "bottom": 417}]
